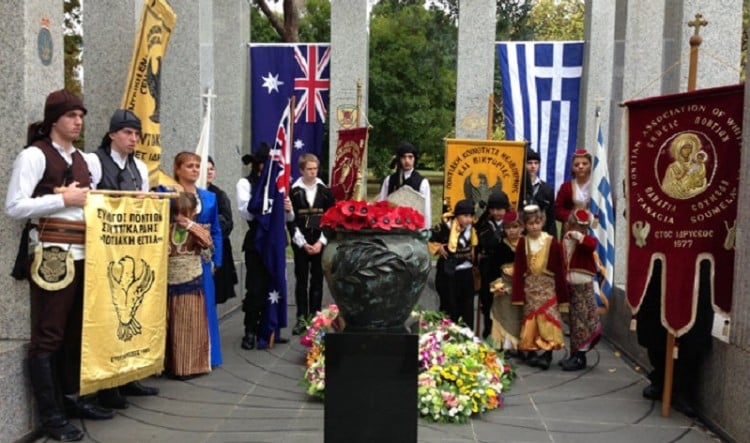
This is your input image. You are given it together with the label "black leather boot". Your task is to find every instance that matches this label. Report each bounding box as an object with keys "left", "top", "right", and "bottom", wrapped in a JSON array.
[
  {"left": 561, "top": 351, "right": 587, "bottom": 371},
  {"left": 63, "top": 393, "right": 115, "bottom": 420},
  {"left": 292, "top": 317, "right": 306, "bottom": 336},
  {"left": 537, "top": 351, "right": 553, "bottom": 370},
  {"left": 525, "top": 351, "right": 539, "bottom": 367},
  {"left": 120, "top": 380, "right": 159, "bottom": 396},
  {"left": 241, "top": 329, "right": 257, "bottom": 350},
  {"left": 29, "top": 353, "right": 84, "bottom": 441},
  {"left": 98, "top": 387, "right": 128, "bottom": 409}
]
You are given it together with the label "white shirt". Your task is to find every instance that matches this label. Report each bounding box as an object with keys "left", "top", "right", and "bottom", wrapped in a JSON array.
[
  {"left": 5, "top": 143, "right": 95, "bottom": 259},
  {"left": 86, "top": 149, "right": 150, "bottom": 192},
  {"left": 236, "top": 177, "right": 255, "bottom": 222},
  {"left": 377, "top": 169, "right": 431, "bottom": 229},
  {"left": 236, "top": 176, "right": 294, "bottom": 224}
]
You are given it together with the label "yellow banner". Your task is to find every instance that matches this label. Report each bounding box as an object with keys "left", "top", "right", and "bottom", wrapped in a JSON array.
[
  {"left": 443, "top": 139, "right": 527, "bottom": 218},
  {"left": 81, "top": 193, "right": 169, "bottom": 394},
  {"left": 121, "top": 0, "right": 177, "bottom": 188}
]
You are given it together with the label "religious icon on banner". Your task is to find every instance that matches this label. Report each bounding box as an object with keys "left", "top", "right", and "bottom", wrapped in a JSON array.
[
  {"left": 624, "top": 84, "right": 743, "bottom": 337},
  {"left": 443, "top": 139, "right": 526, "bottom": 219}
]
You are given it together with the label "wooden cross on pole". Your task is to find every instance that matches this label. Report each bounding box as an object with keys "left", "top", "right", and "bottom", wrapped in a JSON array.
[
  {"left": 661, "top": 12, "right": 709, "bottom": 418},
  {"left": 687, "top": 13, "right": 708, "bottom": 92}
]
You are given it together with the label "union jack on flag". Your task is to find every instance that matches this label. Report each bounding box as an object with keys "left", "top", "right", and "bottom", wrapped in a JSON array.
[
  {"left": 250, "top": 43, "right": 330, "bottom": 181},
  {"left": 497, "top": 41, "right": 584, "bottom": 194}
]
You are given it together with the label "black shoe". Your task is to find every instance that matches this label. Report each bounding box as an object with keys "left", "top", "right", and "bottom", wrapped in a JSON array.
[
  {"left": 561, "top": 352, "right": 586, "bottom": 371},
  {"left": 44, "top": 422, "right": 85, "bottom": 442},
  {"left": 275, "top": 337, "right": 290, "bottom": 344},
  {"left": 120, "top": 380, "right": 159, "bottom": 396},
  {"left": 526, "top": 352, "right": 539, "bottom": 367},
  {"left": 642, "top": 384, "right": 662, "bottom": 400},
  {"left": 65, "top": 398, "right": 115, "bottom": 420},
  {"left": 241, "top": 333, "right": 256, "bottom": 350},
  {"left": 292, "top": 322, "right": 306, "bottom": 336},
  {"left": 98, "top": 388, "right": 128, "bottom": 410},
  {"left": 537, "top": 351, "right": 553, "bottom": 370}
]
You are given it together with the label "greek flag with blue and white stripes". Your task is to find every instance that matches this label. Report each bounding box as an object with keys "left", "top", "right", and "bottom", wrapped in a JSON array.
[
  {"left": 497, "top": 41, "right": 584, "bottom": 194},
  {"left": 590, "top": 115, "right": 615, "bottom": 306}
]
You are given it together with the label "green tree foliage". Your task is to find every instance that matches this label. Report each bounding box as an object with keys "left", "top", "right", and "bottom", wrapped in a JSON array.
[
  {"left": 63, "top": 0, "right": 82, "bottom": 96},
  {"left": 251, "top": 0, "right": 330, "bottom": 42},
  {"left": 64, "top": 0, "right": 84, "bottom": 148},
  {"left": 529, "top": 0, "right": 584, "bottom": 41},
  {"left": 368, "top": 0, "right": 457, "bottom": 179},
  {"left": 299, "top": 0, "right": 331, "bottom": 43},
  {"left": 251, "top": 6, "right": 283, "bottom": 42}
]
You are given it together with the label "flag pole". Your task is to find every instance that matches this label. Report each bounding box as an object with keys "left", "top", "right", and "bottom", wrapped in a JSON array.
[
  {"left": 356, "top": 80, "right": 368, "bottom": 200},
  {"left": 486, "top": 94, "right": 494, "bottom": 140},
  {"left": 287, "top": 96, "right": 296, "bottom": 194},
  {"left": 661, "top": 12, "right": 708, "bottom": 418}
]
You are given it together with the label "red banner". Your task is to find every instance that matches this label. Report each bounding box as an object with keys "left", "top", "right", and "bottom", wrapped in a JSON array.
[
  {"left": 625, "top": 84, "right": 743, "bottom": 336},
  {"left": 330, "top": 127, "right": 368, "bottom": 201}
]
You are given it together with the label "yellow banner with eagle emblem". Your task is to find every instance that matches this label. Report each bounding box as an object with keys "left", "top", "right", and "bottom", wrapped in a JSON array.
[
  {"left": 443, "top": 138, "right": 527, "bottom": 219},
  {"left": 80, "top": 193, "right": 169, "bottom": 394},
  {"left": 121, "top": 0, "right": 176, "bottom": 188}
]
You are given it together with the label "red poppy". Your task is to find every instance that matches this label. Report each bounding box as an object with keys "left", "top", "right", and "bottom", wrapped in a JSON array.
[{"left": 320, "top": 200, "right": 423, "bottom": 232}]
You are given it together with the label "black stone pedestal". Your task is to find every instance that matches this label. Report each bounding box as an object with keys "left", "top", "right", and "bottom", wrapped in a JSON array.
[{"left": 324, "top": 332, "right": 418, "bottom": 443}]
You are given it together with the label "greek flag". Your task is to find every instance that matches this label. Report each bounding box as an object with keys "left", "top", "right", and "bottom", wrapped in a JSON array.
[
  {"left": 497, "top": 41, "right": 583, "bottom": 194},
  {"left": 590, "top": 114, "right": 615, "bottom": 306}
]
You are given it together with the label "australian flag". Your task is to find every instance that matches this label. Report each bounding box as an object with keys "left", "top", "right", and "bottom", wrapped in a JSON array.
[
  {"left": 250, "top": 43, "right": 330, "bottom": 182},
  {"left": 248, "top": 108, "right": 291, "bottom": 343},
  {"left": 497, "top": 41, "right": 584, "bottom": 194}
]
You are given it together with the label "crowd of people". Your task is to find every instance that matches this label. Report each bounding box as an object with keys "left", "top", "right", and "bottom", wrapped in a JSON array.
[
  {"left": 7, "top": 89, "right": 699, "bottom": 441},
  {"left": 428, "top": 146, "right": 604, "bottom": 372}
]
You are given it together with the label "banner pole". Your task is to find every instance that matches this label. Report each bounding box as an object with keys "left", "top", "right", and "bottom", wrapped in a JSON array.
[{"left": 661, "top": 12, "right": 707, "bottom": 418}]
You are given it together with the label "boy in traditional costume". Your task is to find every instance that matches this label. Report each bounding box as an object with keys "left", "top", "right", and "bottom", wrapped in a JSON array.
[{"left": 429, "top": 199, "right": 478, "bottom": 329}]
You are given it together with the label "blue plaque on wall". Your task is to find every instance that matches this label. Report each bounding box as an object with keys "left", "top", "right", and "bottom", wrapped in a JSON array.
[{"left": 38, "top": 26, "right": 53, "bottom": 66}]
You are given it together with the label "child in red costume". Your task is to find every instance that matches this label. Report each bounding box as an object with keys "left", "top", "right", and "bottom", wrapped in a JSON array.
[{"left": 560, "top": 209, "right": 602, "bottom": 371}]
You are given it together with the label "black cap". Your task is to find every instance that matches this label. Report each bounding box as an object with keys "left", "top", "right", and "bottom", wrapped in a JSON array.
[
  {"left": 390, "top": 141, "right": 418, "bottom": 169},
  {"left": 526, "top": 149, "right": 540, "bottom": 162},
  {"left": 242, "top": 142, "right": 271, "bottom": 165},
  {"left": 109, "top": 109, "right": 141, "bottom": 133},
  {"left": 487, "top": 191, "right": 510, "bottom": 210},
  {"left": 454, "top": 199, "right": 475, "bottom": 216}
]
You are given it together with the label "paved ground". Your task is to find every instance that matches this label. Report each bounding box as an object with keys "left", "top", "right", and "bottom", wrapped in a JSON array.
[{"left": 29, "top": 277, "right": 726, "bottom": 443}]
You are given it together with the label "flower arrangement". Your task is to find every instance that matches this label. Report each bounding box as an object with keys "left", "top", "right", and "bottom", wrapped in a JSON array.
[
  {"left": 320, "top": 200, "right": 425, "bottom": 231},
  {"left": 300, "top": 307, "right": 515, "bottom": 422},
  {"left": 300, "top": 305, "right": 343, "bottom": 398}
]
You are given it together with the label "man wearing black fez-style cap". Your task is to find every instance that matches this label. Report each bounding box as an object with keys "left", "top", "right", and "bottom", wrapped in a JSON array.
[
  {"left": 90, "top": 109, "right": 158, "bottom": 409},
  {"left": 523, "top": 148, "right": 557, "bottom": 237},
  {"left": 377, "top": 141, "right": 431, "bottom": 228},
  {"left": 89, "top": 109, "right": 149, "bottom": 193},
  {"left": 236, "top": 142, "right": 293, "bottom": 350},
  {"left": 7, "top": 89, "right": 116, "bottom": 441}
]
